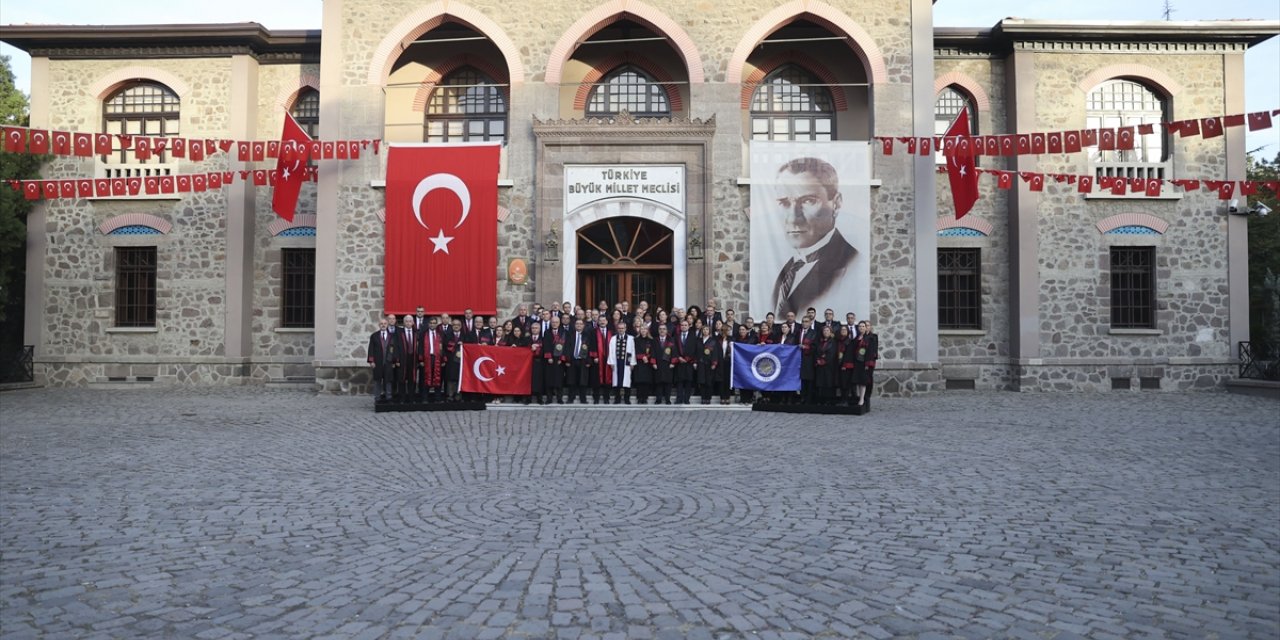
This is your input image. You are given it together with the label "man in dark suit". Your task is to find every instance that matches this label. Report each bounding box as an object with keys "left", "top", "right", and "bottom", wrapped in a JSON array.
[
  {"left": 820, "top": 308, "right": 841, "bottom": 335},
  {"left": 510, "top": 304, "right": 533, "bottom": 334},
  {"left": 770, "top": 157, "right": 858, "bottom": 317},
  {"left": 367, "top": 317, "right": 396, "bottom": 402},
  {"left": 398, "top": 315, "right": 420, "bottom": 402}
]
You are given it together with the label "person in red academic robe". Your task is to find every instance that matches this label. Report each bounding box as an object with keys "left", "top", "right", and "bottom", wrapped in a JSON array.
[
  {"left": 591, "top": 316, "right": 613, "bottom": 404},
  {"left": 420, "top": 316, "right": 446, "bottom": 403}
]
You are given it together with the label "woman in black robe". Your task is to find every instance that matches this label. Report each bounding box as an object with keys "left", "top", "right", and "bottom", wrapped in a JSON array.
[
  {"left": 631, "top": 325, "right": 655, "bottom": 404},
  {"left": 527, "top": 324, "right": 545, "bottom": 404},
  {"left": 814, "top": 325, "right": 838, "bottom": 404},
  {"left": 714, "top": 324, "right": 734, "bottom": 404},
  {"left": 734, "top": 323, "right": 756, "bottom": 405},
  {"left": 652, "top": 324, "right": 674, "bottom": 404},
  {"left": 443, "top": 318, "right": 464, "bottom": 402},
  {"left": 696, "top": 325, "right": 717, "bottom": 404},
  {"left": 852, "top": 320, "right": 879, "bottom": 411},
  {"left": 542, "top": 321, "right": 567, "bottom": 403}
]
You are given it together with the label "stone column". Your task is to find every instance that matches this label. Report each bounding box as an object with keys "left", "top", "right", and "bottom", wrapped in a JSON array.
[
  {"left": 911, "top": 0, "right": 939, "bottom": 365},
  {"left": 1006, "top": 47, "right": 1040, "bottom": 388},
  {"left": 24, "top": 56, "right": 50, "bottom": 357},
  {"left": 224, "top": 54, "right": 259, "bottom": 361},
  {"left": 314, "top": 0, "right": 345, "bottom": 362},
  {"left": 1224, "top": 52, "right": 1248, "bottom": 358}
]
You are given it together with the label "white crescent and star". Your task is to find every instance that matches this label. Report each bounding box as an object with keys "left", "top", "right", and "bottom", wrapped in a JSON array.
[
  {"left": 471, "top": 356, "right": 506, "bottom": 382},
  {"left": 412, "top": 173, "right": 472, "bottom": 254}
]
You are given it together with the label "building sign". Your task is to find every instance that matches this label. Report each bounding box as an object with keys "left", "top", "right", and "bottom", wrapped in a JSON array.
[{"left": 564, "top": 165, "right": 685, "bottom": 215}]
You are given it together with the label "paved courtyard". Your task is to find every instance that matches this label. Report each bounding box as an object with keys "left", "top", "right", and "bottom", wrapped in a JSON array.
[{"left": 1, "top": 388, "right": 1277, "bottom": 640}]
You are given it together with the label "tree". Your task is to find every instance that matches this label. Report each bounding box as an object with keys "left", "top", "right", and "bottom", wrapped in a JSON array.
[
  {"left": 0, "top": 54, "right": 43, "bottom": 335},
  {"left": 1246, "top": 151, "right": 1280, "bottom": 358}
]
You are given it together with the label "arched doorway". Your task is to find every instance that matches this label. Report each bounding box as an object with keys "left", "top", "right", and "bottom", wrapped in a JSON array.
[{"left": 576, "top": 217, "right": 673, "bottom": 311}]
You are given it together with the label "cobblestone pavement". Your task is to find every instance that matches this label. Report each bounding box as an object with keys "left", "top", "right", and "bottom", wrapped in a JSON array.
[{"left": 1, "top": 388, "right": 1277, "bottom": 640}]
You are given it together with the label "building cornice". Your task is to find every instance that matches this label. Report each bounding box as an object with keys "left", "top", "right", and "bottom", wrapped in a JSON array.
[
  {"left": 533, "top": 111, "right": 717, "bottom": 140},
  {"left": 0, "top": 23, "right": 320, "bottom": 62}
]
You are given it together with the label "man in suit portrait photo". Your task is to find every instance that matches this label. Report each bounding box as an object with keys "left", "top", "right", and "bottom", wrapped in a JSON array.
[{"left": 767, "top": 157, "right": 857, "bottom": 317}]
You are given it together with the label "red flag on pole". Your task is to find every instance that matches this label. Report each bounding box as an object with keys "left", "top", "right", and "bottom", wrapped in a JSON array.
[
  {"left": 271, "top": 112, "right": 313, "bottom": 222},
  {"left": 944, "top": 107, "right": 979, "bottom": 219},
  {"left": 459, "top": 344, "right": 532, "bottom": 395},
  {"left": 385, "top": 143, "right": 500, "bottom": 315}
]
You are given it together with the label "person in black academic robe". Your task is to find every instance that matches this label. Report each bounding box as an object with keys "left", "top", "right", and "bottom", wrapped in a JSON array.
[
  {"left": 672, "top": 320, "right": 697, "bottom": 404},
  {"left": 814, "top": 325, "right": 838, "bottom": 404},
  {"left": 527, "top": 325, "right": 545, "bottom": 404},
  {"left": 714, "top": 325, "right": 734, "bottom": 404},
  {"left": 566, "top": 319, "right": 593, "bottom": 403},
  {"left": 542, "top": 318, "right": 568, "bottom": 403},
  {"left": 696, "top": 326, "right": 718, "bottom": 404},
  {"left": 734, "top": 323, "right": 756, "bottom": 404},
  {"left": 798, "top": 320, "right": 818, "bottom": 405},
  {"left": 837, "top": 325, "right": 855, "bottom": 404},
  {"left": 443, "top": 319, "right": 464, "bottom": 402},
  {"left": 852, "top": 321, "right": 879, "bottom": 411},
  {"left": 590, "top": 318, "right": 613, "bottom": 404},
  {"left": 397, "top": 317, "right": 420, "bottom": 403},
  {"left": 652, "top": 325, "right": 675, "bottom": 404},
  {"left": 631, "top": 326, "right": 655, "bottom": 404},
  {"left": 421, "top": 317, "right": 446, "bottom": 403}
]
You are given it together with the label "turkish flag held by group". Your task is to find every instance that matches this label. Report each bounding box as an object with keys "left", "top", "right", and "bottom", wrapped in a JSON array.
[
  {"left": 459, "top": 344, "right": 531, "bottom": 395},
  {"left": 385, "top": 143, "right": 500, "bottom": 315}
]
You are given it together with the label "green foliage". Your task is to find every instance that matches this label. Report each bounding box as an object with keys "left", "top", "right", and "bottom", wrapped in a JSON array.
[
  {"left": 0, "top": 54, "right": 42, "bottom": 328},
  {"left": 1247, "top": 152, "right": 1280, "bottom": 350}
]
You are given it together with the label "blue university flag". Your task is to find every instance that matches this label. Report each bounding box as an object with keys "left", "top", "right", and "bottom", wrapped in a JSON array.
[{"left": 731, "top": 343, "right": 801, "bottom": 391}]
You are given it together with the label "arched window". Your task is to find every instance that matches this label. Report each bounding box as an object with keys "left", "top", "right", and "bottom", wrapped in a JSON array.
[
  {"left": 749, "top": 65, "right": 834, "bottom": 141},
  {"left": 934, "top": 86, "right": 976, "bottom": 165},
  {"left": 424, "top": 68, "right": 507, "bottom": 143},
  {"left": 290, "top": 88, "right": 320, "bottom": 139},
  {"left": 1086, "top": 79, "right": 1168, "bottom": 170},
  {"left": 586, "top": 66, "right": 670, "bottom": 117},
  {"left": 103, "top": 82, "right": 180, "bottom": 164}
]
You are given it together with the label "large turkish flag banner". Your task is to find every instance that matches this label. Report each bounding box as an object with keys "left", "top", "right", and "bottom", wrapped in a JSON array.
[
  {"left": 385, "top": 143, "right": 500, "bottom": 315},
  {"left": 459, "top": 344, "right": 531, "bottom": 395}
]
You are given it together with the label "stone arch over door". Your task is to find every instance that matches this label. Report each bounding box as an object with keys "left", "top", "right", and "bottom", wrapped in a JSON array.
[
  {"left": 367, "top": 1, "right": 525, "bottom": 86},
  {"left": 563, "top": 198, "right": 686, "bottom": 309}
]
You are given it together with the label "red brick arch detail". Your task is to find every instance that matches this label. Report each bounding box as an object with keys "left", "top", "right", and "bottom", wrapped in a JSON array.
[
  {"left": 275, "top": 73, "right": 322, "bottom": 112},
  {"left": 933, "top": 72, "right": 991, "bottom": 115},
  {"left": 411, "top": 54, "right": 511, "bottom": 113},
  {"left": 368, "top": 2, "right": 525, "bottom": 86},
  {"left": 936, "top": 215, "right": 993, "bottom": 236},
  {"left": 267, "top": 214, "right": 318, "bottom": 237},
  {"left": 1096, "top": 213, "right": 1169, "bottom": 235},
  {"left": 739, "top": 51, "right": 848, "bottom": 111},
  {"left": 572, "top": 53, "right": 684, "bottom": 113},
  {"left": 1078, "top": 64, "right": 1182, "bottom": 99},
  {"left": 544, "top": 0, "right": 705, "bottom": 86},
  {"left": 97, "top": 213, "right": 172, "bottom": 235},
  {"left": 727, "top": 0, "right": 887, "bottom": 88}
]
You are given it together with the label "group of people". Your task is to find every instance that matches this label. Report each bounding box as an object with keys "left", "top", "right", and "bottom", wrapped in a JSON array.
[{"left": 367, "top": 299, "right": 878, "bottom": 408}]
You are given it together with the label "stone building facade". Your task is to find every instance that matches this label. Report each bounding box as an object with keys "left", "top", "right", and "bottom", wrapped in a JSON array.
[{"left": 2, "top": 2, "right": 1274, "bottom": 393}]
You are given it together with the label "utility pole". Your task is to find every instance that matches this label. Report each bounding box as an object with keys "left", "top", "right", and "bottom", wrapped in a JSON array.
[{"left": 1162, "top": 1, "right": 1176, "bottom": 20}]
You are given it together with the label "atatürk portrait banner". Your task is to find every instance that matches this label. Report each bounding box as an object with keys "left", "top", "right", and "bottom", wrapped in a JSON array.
[{"left": 749, "top": 141, "right": 871, "bottom": 321}]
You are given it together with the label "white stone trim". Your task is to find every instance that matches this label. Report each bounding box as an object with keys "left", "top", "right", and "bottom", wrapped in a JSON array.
[{"left": 562, "top": 198, "right": 686, "bottom": 310}]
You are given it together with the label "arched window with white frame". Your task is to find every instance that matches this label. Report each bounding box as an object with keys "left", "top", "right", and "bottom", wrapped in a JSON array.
[
  {"left": 424, "top": 67, "right": 507, "bottom": 144},
  {"left": 102, "top": 82, "right": 180, "bottom": 165},
  {"left": 749, "top": 64, "right": 835, "bottom": 142},
  {"left": 934, "top": 85, "right": 977, "bottom": 165},
  {"left": 1086, "top": 79, "right": 1169, "bottom": 180}
]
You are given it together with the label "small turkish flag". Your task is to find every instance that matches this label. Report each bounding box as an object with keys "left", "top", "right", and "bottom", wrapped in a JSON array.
[
  {"left": 116, "top": 134, "right": 133, "bottom": 150},
  {"left": 1178, "top": 179, "right": 1201, "bottom": 192},
  {"left": 153, "top": 138, "right": 167, "bottom": 153},
  {"left": 1082, "top": 129, "right": 1098, "bottom": 147},
  {"left": 237, "top": 141, "right": 251, "bottom": 162},
  {"left": 222, "top": 171, "right": 235, "bottom": 184},
  {"left": 52, "top": 131, "right": 71, "bottom": 155},
  {"left": 349, "top": 142, "right": 361, "bottom": 160},
  {"left": 267, "top": 141, "right": 280, "bottom": 158},
  {"left": 981, "top": 136, "right": 997, "bottom": 156},
  {"left": 1145, "top": 179, "right": 1162, "bottom": 197},
  {"left": 1110, "top": 178, "right": 1126, "bottom": 196},
  {"left": 1201, "top": 117, "right": 1223, "bottom": 138},
  {"left": 879, "top": 137, "right": 893, "bottom": 155},
  {"left": 1129, "top": 178, "right": 1147, "bottom": 193},
  {"left": 95, "top": 133, "right": 113, "bottom": 155},
  {"left": 176, "top": 175, "right": 191, "bottom": 192},
  {"left": 1016, "top": 134, "right": 1031, "bottom": 155},
  {"left": 41, "top": 181, "right": 58, "bottom": 199},
  {"left": 23, "top": 182, "right": 40, "bottom": 200},
  {"left": 134, "top": 137, "right": 152, "bottom": 161},
  {"left": 1248, "top": 111, "right": 1273, "bottom": 131},
  {"left": 76, "top": 179, "right": 94, "bottom": 198},
  {"left": 1064, "top": 130, "right": 1082, "bottom": 154},
  {"left": 336, "top": 140, "right": 349, "bottom": 159},
  {"left": 73, "top": 133, "right": 93, "bottom": 157},
  {"left": 1179, "top": 119, "right": 1200, "bottom": 137},
  {"left": 219, "top": 139, "right": 234, "bottom": 153},
  {"left": 1224, "top": 114, "right": 1245, "bottom": 128},
  {"left": 94, "top": 179, "right": 111, "bottom": 197},
  {"left": 309, "top": 140, "right": 324, "bottom": 160},
  {"left": 160, "top": 176, "right": 175, "bottom": 194},
  {"left": 253, "top": 169, "right": 267, "bottom": 186},
  {"left": 322, "top": 141, "right": 335, "bottom": 159},
  {"left": 144, "top": 177, "right": 160, "bottom": 195},
  {"left": 1020, "top": 172, "right": 1043, "bottom": 192},
  {"left": 171, "top": 138, "right": 186, "bottom": 158},
  {"left": 28, "top": 130, "right": 50, "bottom": 154},
  {"left": 1265, "top": 181, "right": 1280, "bottom": 194},
  {"left": 190, "top": 141, "right": 205, "bottom": 162},
  {"left": 956, "top": 137, "right": 973, "bottom": 157},
  {"left": 900, "top": 137, "right": 916, "bottom": 154},
  {"left": 1238, "top": 181, "right": 1257, "bottom": 196},
  {"left": 209, "top": 172, "right": 223, "bottom": 189},
  {"left": 3, "top": 127, "right": 25, "bottom": 152},
  {"left": 459, "top": 345, "right": 532, "bottom": 395},
  {"left": 1216, "top": 181, "right": 1235, "bottom": 200},
  {"left": 58, "top": 180, "right": 76, "bottom": 198},
  {"left": 1138, "top": 123, "right": 1155, "bottom": 135},
  {"left": 1098, "top": 129, "right": 1116, "bottom": 151},
  {"left": 1031, "top": 133, "right": 1046, "bottom": 155},
  {"left": 252, "top": 141, "right": 265, "bottom": 162},
  {"left": 943, "top": 136, "right": 956, "bottom": 156},
  {"left": 995, "top": 171, "right": 1014, "bottom": 190},
  {"left": 999, "top": 135, "right": 1015, "bottom": 156},
  {"left": 1047, "top": 132, "right": 1063, "bottom": 153},
  {"left": 1117, "top": 127, "right": 1135, "bottom": 150},
  {"left": 918, "top": 137, "right": 931, "bottom": 156},
  {"left": 127, "top": 178, "right": 142, "bottom": 196},
  {"left": 193, "top": 174, "right": 207, "bottom": 192},
  {"left": 1077, "top": 175, "right": 1094, "bottom": 194},
  {"left": 111, "top": 178, "right": 127, "bottom": 196}
]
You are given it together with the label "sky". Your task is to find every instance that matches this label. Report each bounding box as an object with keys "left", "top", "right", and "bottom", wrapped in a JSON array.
[{"left": 1, "top": 0, "right": 1277, "bottom": 155}]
